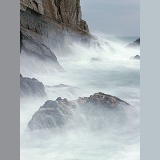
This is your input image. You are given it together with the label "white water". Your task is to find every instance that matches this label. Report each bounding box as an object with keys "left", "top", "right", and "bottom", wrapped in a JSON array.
[{"left": 20, "top": 37, "right": 140, "bottom": 160}]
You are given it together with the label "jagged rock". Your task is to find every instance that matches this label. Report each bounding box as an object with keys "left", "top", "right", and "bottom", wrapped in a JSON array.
[
  {"left": 28, "top": 92, "right": 132, "bottom": 130},
  {"left": 20, "top": 0, "right": 44, "bottom": 14},
  {"left": 28, "top": 98, "right": 76, "bottom": 130},
  {"left": 127, "top": 38, "right": 140, "bottom": 48},
  {"left": 20, "top": 0, "right": 91, "bottom": 58},
  {"left": 20, "top": 76, "right": 47, "bottom": 97}
]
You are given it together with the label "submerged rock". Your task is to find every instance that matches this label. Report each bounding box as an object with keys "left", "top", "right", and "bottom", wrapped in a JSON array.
[
  {"left": 20, "top": 77, "right": 47, "bottom": 97},
  {"left": 28, "top": 92, "right": 132, "bottom": 130}
]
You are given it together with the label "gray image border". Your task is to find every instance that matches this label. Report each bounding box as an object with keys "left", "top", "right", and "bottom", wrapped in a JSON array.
[
  {"left": 0, "top": 0, "right": 20, "bottom": 160},
  {"left": 141, "top": 0, "right": 160, "bottom": 160},
  {"left": 0, "top": 0, "right": 159, "bottom": 160}
]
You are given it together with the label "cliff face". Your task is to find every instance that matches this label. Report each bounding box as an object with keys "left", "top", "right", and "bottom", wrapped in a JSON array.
[
  {"left": 20, "top": 0, "right": 90, "bottom": 57},
  {"left": 20, "top": 0, "right": 89, "bottom": 32}
]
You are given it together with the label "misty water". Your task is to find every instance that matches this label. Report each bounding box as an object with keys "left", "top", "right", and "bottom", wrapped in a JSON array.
[{"left": 20, "top": 37, "right": 140, "bottom": 160}]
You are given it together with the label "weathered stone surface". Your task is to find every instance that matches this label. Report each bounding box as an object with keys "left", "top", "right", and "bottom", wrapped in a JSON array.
[
  {"left": 20, "top": 77, "right": 47, "bottom": 97},
  {"left": 20, "top": 0, "right": 91, "bottom": 58},
  {"left": 28, "top": 92, "right": 132, "bottom": 130},
  {"left": 20, "top": 0, "right": 44, "bottom": 14},
  {"left": 77, "top": 92, "right": 131, "bottom": 109}
]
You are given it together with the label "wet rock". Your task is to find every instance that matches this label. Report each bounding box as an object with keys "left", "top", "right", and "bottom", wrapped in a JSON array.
[
  {"left": 28, "top": 92, "right": 132, "bottom": 130},
  {"left": 28, "top": 98, "right": 76, "bottom": 130},
  {"left": 20, "top": 76, "right": 47, "bottom": 97}
]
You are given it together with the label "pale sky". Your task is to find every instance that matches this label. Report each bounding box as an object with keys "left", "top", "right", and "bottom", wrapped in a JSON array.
[{"left": 81, "top": 0, "right": 140, "bottom": 37}]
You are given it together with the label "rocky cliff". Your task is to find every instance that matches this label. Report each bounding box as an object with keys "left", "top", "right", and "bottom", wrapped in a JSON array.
[{"left": 20, "top": 0, "right": 91, "bottom": 57}]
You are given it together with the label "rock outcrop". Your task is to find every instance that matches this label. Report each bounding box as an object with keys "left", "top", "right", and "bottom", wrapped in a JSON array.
[
  {"left": 28, "top": 92, "right": 132, "bottom": 130},
  {"left": 127, "top": 38, "right": 140, "bottom": 48},
  {"left": 20, "top": 0, "right": 89, "bottom": 32},
  {"left": 77, "top": 92, "right": 131, "bottom": 109},
  {"left": 20, "top": 76, "right": 47, "bottom": 97},
  {"left": 20, "top": 0, "right": 91, "bottom": 57}
]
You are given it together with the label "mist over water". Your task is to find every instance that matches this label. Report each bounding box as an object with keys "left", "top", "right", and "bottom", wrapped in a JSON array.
[{"left": 20, "top": 37, "right": 140, "bottom": 160}]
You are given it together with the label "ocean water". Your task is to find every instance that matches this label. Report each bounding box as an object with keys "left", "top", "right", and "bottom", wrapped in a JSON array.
[{"left": 20, "top": 37, "right": 140, "bottom": 160}]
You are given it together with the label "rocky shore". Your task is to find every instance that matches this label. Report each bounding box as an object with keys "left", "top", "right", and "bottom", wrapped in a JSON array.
[{"left": 28, "top": 92, "right": 133, "bottom": 130}]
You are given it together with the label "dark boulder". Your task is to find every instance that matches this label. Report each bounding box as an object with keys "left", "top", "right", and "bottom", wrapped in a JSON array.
[{"left": 20, "top": 76, "right": 47, "bottom": 97}]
